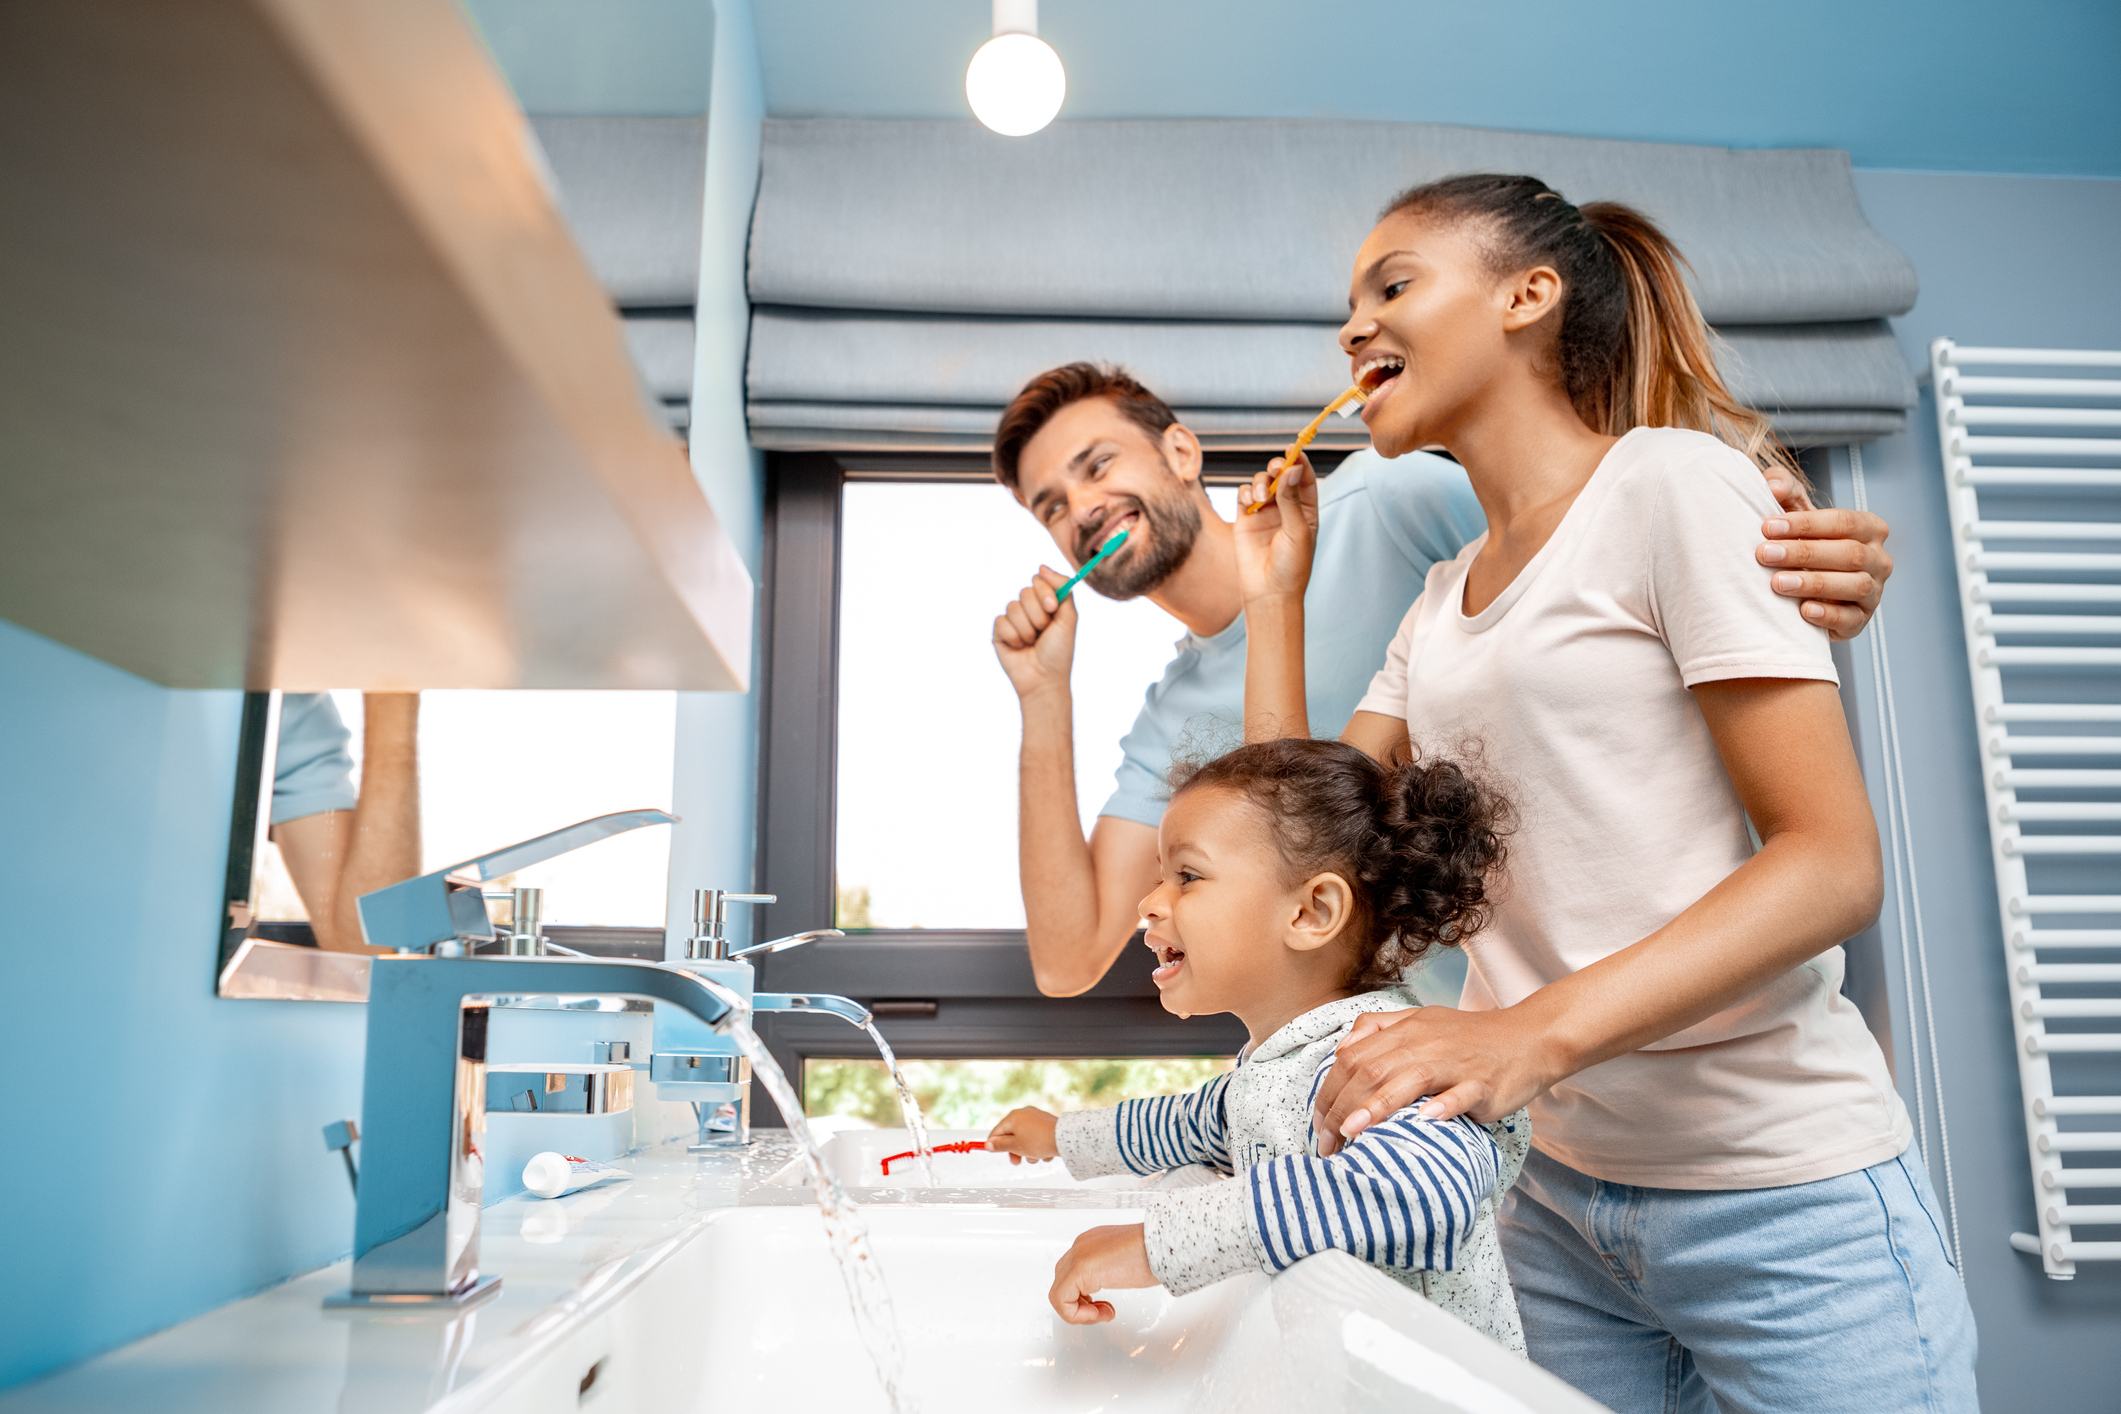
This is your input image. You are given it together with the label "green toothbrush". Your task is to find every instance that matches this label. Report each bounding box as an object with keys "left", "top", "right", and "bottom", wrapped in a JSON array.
[{"left": 1055, "top": 528, "right": 1129, "bottom": 604}]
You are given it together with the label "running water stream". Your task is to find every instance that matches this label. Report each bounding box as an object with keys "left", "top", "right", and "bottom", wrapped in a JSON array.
[
  {"left": 720, "top": 1017, "right": 920, "bottom": 1414},
  {"left": 862, "top": 1020, "right": 937, "bottom": 1187}
]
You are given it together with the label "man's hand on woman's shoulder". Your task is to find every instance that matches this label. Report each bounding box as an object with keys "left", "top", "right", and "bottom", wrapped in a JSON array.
[{"left": 1759, "top": 474, "right": 1892, "bottom": 642}]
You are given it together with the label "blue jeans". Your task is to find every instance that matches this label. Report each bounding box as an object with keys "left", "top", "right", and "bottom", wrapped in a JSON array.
[{"left": 1499, "top": 1146, "right": 1978, "bottom": 1414}]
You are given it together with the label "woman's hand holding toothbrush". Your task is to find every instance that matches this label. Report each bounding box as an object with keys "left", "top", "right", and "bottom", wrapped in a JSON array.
[
  {"left": 1232, "top": 453, "right": 1320, "bottom": 608},
  {"left": 1235, "top": 454, "right": 1321, "bottom": 743}
]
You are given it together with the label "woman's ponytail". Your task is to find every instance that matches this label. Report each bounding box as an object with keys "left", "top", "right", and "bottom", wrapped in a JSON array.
[
  {"left": 1578, "top": 203, "right": 1795, "bottom": 480},
  {"left": 1385, "top": 176, "right": 1803, "bottom": 487}
]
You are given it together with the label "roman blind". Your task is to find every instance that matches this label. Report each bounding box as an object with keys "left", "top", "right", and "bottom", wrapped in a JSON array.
[
  {"left": 530, "top": 116, "right": 705, "bottom": 432},
  {"left": 746, "top": 119, "right": 1921, "bottom": 452}
]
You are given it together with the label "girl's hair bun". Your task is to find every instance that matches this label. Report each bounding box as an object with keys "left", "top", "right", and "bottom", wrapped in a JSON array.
[{"left": 1168, "top": 738, "right": 1509, "bottom": 989}]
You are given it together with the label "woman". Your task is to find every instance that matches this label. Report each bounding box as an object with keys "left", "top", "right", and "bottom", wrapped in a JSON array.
[{"left": 1233, "top": 175, "right": 1974, "bottom": 1412}]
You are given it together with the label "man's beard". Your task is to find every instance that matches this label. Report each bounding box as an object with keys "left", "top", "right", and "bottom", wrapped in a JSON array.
[{"left": 1080, "top": 484, "right": 1202, "bottom": 601}]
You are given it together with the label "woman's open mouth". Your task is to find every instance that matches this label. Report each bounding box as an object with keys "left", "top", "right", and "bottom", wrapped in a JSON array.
[
  {"left": 1150, "top": 944, "right": 1185, "bottom": 986},
  {"left": 1354, "top": 354, "right": 1404, "bottom": 421}
]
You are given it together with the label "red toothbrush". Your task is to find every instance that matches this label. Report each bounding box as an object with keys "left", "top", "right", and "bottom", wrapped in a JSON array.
[{"left": 880, "top": 1140, "right": 987, "bottom": 1176}]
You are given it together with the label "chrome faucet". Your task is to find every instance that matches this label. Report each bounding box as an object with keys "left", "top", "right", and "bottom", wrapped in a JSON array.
[
  {"left": 692, "top": 888, "right": 861, "bottom": 1030},
  {"left": 327, "top": 953, "right": 747, "bottom": 1308},
  {"left": 654, "top": 889, "right": 864, "bottom": 1149},
  {"left": 682, "top": 887, "right": 845, "bottom": 961},
  {"left": 334, "top": 808, "right": 722, "bottom": 1308},
  {"left": 503, "top": 886, "right": 544, "bottom": 957},
  {"left": 357, "top": 809, "right": 678, "bottom": 954}
]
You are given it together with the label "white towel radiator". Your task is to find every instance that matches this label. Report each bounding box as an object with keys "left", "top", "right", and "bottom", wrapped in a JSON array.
[{"left": 1932, "top": 338, "right": 2121, "bottom": 1279}]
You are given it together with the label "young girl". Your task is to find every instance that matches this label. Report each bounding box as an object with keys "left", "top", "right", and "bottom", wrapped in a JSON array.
[
  {"left": 986, "top": 736, "right": 1531, "bottom": 1350},
  {"left": 1236, "top": 175, "right": 1975, "bottom": 1411}
]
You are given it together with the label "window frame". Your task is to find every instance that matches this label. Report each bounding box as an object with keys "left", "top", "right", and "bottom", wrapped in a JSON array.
[
  {"left": 748, "top": 451, "right": 1256, "bottom": 1121},
  {"left": 748, "top": 446, "right": 1896, "bottom": 1120}
]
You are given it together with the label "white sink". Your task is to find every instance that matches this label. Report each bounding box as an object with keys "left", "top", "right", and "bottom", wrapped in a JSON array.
[
  {"left": 524, "top": 1205, "right": 1610, "bottom": 1414},
  {"left": 15, "top": 1139, "right": 1609, "bottom": 1414},
  {"left": 782, "top": 1128, "right": 1158, "bottom": 1191}
]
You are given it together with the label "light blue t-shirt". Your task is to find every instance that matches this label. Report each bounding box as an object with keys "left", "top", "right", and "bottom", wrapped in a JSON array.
[
  {"left": 1098, "top": 450, "right": 1485, "bottom": 1003},
  {"left": 273, "top": 693, "right": 359, "bottom": 825},
  {"left": 1100, "top": 449, "right": 1486, "bottom": 827}
]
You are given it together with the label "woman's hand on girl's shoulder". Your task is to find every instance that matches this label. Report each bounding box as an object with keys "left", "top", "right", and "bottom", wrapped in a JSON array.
[
  {"left": 1311, "top": 1005, "right": 1560, "bottom": 1154},
  {"left": 1233, "top": 453, "right": 1321, "bottom": 607}
]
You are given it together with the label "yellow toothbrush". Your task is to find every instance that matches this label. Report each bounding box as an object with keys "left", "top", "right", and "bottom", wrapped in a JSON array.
[{"left": 1244, "top": 385, "right": 1368, "bottom": 515}]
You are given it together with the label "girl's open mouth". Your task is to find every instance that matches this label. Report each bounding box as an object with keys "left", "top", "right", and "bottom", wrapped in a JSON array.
[{"left": 1150, "top": 944, "right": 1185, "bottom": 986}]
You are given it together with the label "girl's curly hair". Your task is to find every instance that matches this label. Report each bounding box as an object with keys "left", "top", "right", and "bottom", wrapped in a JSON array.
[{"left": 1168, "top": 738, "right": 1509, "bottom": 990}]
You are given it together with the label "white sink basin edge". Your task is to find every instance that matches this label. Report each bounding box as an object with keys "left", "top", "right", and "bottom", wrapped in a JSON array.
[{"left": 451, "top": 1205, "right": 1614, "bottom": 1414}]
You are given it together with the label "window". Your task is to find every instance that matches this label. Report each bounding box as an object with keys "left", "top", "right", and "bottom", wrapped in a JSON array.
[
  {"left": 750, "top": 454, "right": 1253, "bottom": 1121},
  {"left": 805, "top": 1056, "right": 1237, "bottom": 1128},
  {"left": 835, "top": 480, "right": 1239, "bottom": 929}
]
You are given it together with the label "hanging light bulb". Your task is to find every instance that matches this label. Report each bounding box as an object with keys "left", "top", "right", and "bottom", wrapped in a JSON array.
[{"left": 966, "top": 0, "right": 1065, "bottom": 137}]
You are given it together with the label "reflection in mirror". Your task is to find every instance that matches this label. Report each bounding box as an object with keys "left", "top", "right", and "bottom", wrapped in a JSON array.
[
  {"left": 260, "top": 692, "right": 422, "bottom": 952},
  {"left": 218, "top": 691, "right": 678, "bottom": 998}
]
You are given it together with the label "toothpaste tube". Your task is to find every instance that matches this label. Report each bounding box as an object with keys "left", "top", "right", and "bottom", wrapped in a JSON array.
[{"left": 523, "top": 1151, "right": 632, "bottom": 1200}]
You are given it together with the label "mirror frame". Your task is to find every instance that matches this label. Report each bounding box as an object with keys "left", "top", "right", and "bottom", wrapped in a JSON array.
[
  {"left": 214, "top": 692, "right": 671, "bottom": 1001},
  {"left": 216, "top": 690, "right": 282, "bottom": 985}
]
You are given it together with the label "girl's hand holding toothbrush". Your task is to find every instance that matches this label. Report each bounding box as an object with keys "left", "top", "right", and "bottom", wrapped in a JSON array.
[
  {"left": 986, "top": 1106, "right": 1060, "bottom": 1165},
  {"left": 1233, "top": 452, "right": 1321, "bottom": 608}
]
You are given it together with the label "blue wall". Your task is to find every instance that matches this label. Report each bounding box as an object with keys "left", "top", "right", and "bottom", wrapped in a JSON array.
[
  {"left": 0, "top": 623, "right": 369, "bottom": 1388},
  {"left": 461, "top": 0, "right": 716, "bottom": 115},
  {"left": 461, "top": 0, "right": 773, "bottom": 942},
  {"left": 1834, "top": 170, "right": 2121, "bottom": 1414},
  {"left": 667, "top": 0, "right": 770, "bottom": 951},
  {"left": 755, "top": 0, "right": 2121, "bottom": 177},
  {"left": 0, "top": 0, "right": 760, "bottom": 1392}
]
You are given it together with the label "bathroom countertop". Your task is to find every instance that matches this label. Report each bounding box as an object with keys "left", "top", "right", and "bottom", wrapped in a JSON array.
[{"left": 3, "top": 1137, "right": 1149, "bottom": 1414}]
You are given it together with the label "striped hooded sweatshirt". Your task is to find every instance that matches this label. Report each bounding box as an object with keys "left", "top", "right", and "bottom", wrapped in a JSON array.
[{"left": 1054, "top": 987, "right": 1530, "bottom": 1352}]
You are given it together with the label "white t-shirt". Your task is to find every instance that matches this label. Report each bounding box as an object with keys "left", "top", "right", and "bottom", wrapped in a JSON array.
[{"left": 1356, "top": 427, "right": 1910, "bottom": 1189}]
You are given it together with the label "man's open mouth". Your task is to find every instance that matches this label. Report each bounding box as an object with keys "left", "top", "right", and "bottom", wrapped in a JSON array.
[
  {"left": 1081, "top": 509, "right": 1139, "bottom": 565},
  {"left": 1150, "top": 944, "right": 1185, "bottom": 986}
]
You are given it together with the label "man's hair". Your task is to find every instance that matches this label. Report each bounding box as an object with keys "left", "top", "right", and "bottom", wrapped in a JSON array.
[{"left": 992, "top": 363, "right": 1177, "bottom": 490}]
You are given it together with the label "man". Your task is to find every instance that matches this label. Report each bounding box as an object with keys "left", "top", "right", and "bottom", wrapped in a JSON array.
[
  {"left": 266, "top": 692, "right": 422, "bottom": 953},
  {"left": 989, "top": 363, "right": 1892, "bottom": 998}
]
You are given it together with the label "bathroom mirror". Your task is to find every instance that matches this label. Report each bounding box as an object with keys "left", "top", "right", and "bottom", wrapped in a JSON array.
[{"left": 216, "top": 689, "right": 680, "bottom": 1000}]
